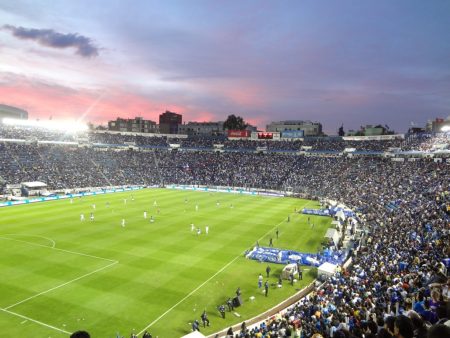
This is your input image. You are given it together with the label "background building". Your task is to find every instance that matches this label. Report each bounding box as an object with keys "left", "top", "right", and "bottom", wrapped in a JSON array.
[
  {"left": 364, "top": 125, "right": 386, "bottom": 136},
  {"left": 0, "top": 104, "right": 28, "bottom": 120},
  {"left": 108, "top": 117, "right": 158, "bottom": 133},
  {"left": 159, "top": 111, "right": 182, "bottom": 134},
  {"left": 266, "top": 120, "right": 322, "bottom": 137},
  {"left": 178, "top": 121, "right": 224, "bottom": 136},
  {"left": 347, "top": 124, "right": 394, "bottom": 136}
]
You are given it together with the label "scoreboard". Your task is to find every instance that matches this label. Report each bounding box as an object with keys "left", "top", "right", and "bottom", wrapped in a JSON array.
[
  {"left": 258, "top": 132, "right": 273, "bottom": 139},
  {"left": 251, "top": 131, "right": 281, "bottom": 140}
]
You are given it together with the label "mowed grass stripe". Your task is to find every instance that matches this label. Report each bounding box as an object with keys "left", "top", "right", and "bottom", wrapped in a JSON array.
[
  {"left": 0, "top": 189, "right": 328, "bottom": 337},
  {"left": 0, "top": 239, "right": 114, "bottom": 309}
]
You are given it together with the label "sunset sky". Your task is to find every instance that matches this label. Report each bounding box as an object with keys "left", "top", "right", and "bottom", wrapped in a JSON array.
[{"left": 1, "top": 0, "right": 449, "bottom": 133}]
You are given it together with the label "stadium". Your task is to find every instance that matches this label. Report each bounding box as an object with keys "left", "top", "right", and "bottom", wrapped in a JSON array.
[{"left": 0, "top": 121, "right": 449, "bottom": 338}]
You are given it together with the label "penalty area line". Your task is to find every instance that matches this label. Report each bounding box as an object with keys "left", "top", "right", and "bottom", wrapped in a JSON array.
[
  {"left": 0, "top": 235, "right": 117, "bottom": 263},
  {"left": 5, "top": 260, "right": 118, "bottom": 310},
  {"left": 1, "top": 233, "right": 56, "bottom": 248},
  {"left": 0, "top": 307, "right": 71, "bottom": 335}
]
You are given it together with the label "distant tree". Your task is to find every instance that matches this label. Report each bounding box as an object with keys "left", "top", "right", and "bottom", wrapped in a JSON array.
[
  {"left": 223, "top": 114, "right": 247, "bottom": 130},
  {"left": 338, "top": 124, "right": 345, "bottom": 136},
  {"left": 384, "top": 124, "right": 395, "bottom": 134}
]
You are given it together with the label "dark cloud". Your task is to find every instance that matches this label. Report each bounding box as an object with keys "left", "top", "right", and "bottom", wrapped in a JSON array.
[{"left": 2, "top": 24, "right": 98, "bottom": 58}]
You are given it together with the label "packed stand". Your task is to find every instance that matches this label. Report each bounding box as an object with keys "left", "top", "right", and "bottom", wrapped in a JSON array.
[
  {"left": 180, "top": 135, "right": 227, "bottom": 149},
  {"left": 402, "top": 133, "right": 450, "bottom": 152},
  {"left": 0, "top": 123, "right": 425, "bottom": 153},
  {"left": 225, "top": 157, "right": 449, "bottom": 338},
  {"left": 0, "top": 124, "right": 82, "bottom": 141}
]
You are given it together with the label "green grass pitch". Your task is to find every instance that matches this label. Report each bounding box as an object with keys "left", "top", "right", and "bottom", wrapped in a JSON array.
[{"left": 0, "top": 188, "right": 331, "bottom": 337}]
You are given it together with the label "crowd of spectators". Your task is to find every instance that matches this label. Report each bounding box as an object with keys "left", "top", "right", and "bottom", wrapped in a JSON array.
[
  {"left": 180, "top": 135, "right": 227, "bottom": 149},
  {"left": 0, "top": 124, "right": 80, "bottom": 141},
  {"left": 89, "top": 132, "right": 171, "bottom": 147},
  {"left": 402, "top": 134, "right": 450, "bottom": 152},
  {"left": 301, "top": 139, "right": 407, "bottom": 152},
  {"left": 223, "top": 156, "right": 450, "bottom": 338},
  {"left": 0, "top": 144, "right": 304, "bottom": 190},
  {"left": 3, "top": 123, "right": 448, "bottom": 153}
]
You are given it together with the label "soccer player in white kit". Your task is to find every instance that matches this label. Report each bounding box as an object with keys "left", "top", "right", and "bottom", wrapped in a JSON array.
[
  {"left": 191, "top": 223, "right": 195, "bottom": 232},
  {"left": 121, "top": 219, "right": 126, "bottom": 227},
  {"left": 205, "top": 225, "right": 209, "bottom": 235},
  {"left": 80, "top": 213, "right": 85, "bottom": 221},
  {"left": 144, "top": 211, "right": 147, "bottom": 219}
]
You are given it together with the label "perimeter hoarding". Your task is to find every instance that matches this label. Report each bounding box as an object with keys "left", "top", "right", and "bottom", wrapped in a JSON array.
[
  {"left": 227, "top": 130, "right": 251, "bottom": 138},
  {"left": 281, "top": 130, "right": 304, "bottom": 138}
]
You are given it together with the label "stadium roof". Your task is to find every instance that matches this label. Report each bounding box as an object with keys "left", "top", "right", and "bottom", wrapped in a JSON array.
[
  {"left": 180, "top": 331, "right": 206, "bottom": 338},
  {"left": 0, "top": 104, "right": 28, "bottom": 120},
  {"left": 21, "top": 181, "right": 47, "bottom": 188}
]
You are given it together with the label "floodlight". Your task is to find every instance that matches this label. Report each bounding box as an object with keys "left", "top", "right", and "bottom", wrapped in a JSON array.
[{"left": 1, "top": 118, "right": 88, "bottom": 133}]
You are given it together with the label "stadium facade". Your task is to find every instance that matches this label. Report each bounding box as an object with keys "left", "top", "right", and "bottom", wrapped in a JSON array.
[
  {"left": 108, "top": 116, "right": 158, "bottom": 133},
  {"left": 178, "top": 121, "right": 225, "bottom": 136},
  {"left": 266, "top": 120, "right": 323, "bottom": 136}
]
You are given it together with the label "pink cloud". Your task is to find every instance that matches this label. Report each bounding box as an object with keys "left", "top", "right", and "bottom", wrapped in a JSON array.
[
  {"left": 0, "top": 75, "right": 270, "bottom": 129},
  {"left": 225, "top": 85, "right": 265, "bottom": 107},
  {"left": 0, "top": 79, "right": 187, "bottom": 124},
  {"left": 184, "top": 110, "right": 216, "bottom": 122},
  {"left": 195, "top": 78, "right": 268, "bottom": 109}
]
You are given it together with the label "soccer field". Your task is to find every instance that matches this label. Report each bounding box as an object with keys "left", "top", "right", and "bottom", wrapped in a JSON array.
[{"left": 0, "top": 188, "right": 331, "bottom": 337}]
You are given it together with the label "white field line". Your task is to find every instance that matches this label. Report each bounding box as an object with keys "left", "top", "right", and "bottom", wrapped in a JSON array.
[
  {"left": 137, "top": 202, "right": 310, "bottom": 335},
  {"left": 137, "top": 254, "right": 241, "bottom": 336},
  {"left": 256, "top": 200, "right": 313, "bottom": 243},
  {"left": 5, "top": 260, "right": 118, "bottom": 310},
  {"left": 50, "top": 246, "right": 117, "bottom": 263},
  {"left": 0, "top": 235, "right": 119, "bottom": 310},
  {"left": 1, "top": 233, "right": 56, "bottom": 248},
  {"left": 0, "top": 235, "right": 117, "bottom": 263},
  {"left": 0, "top": 307, "right": 71, "bottom": 334}
]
